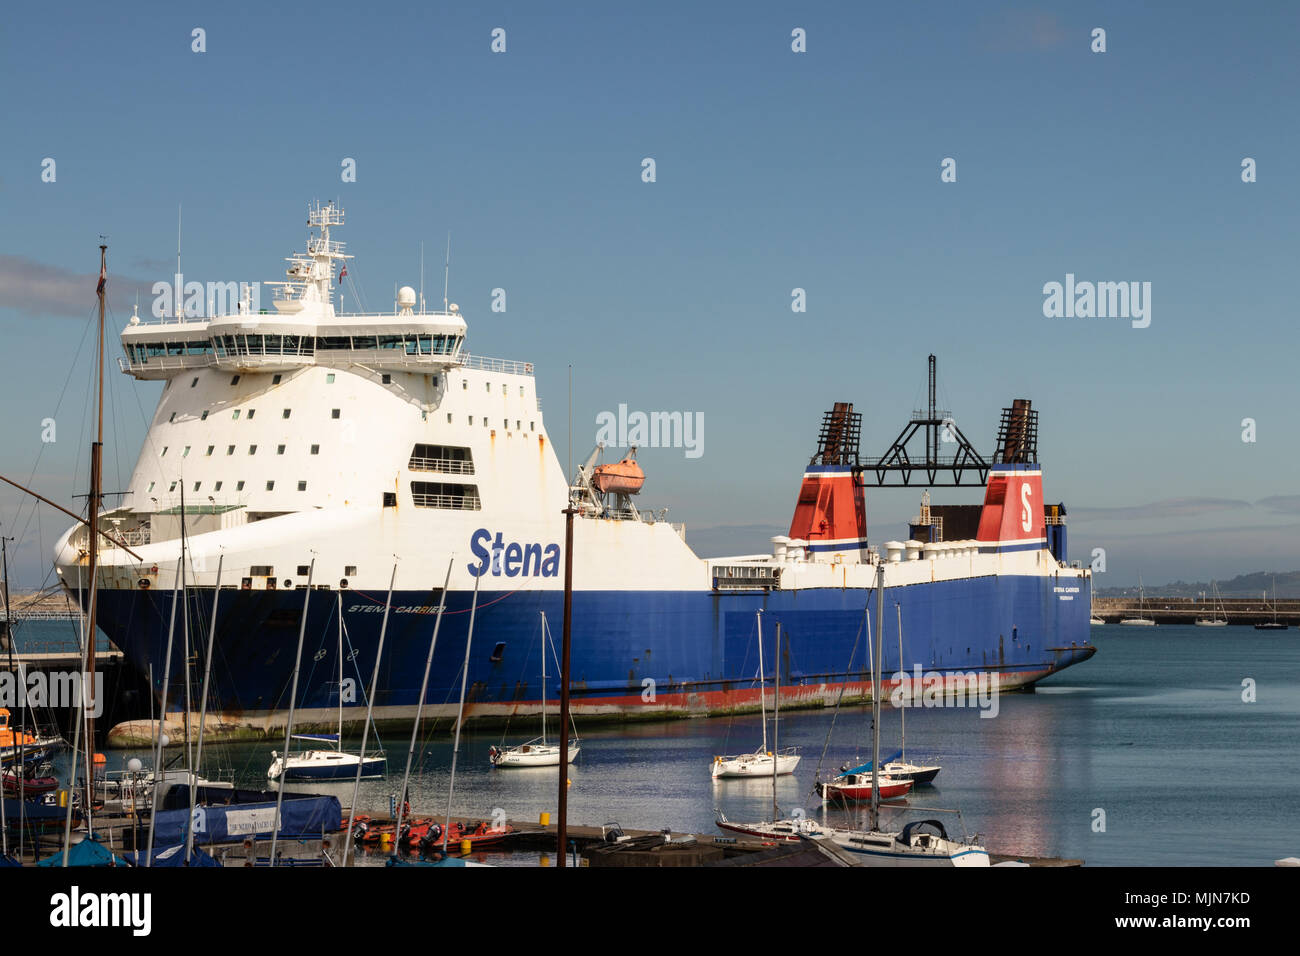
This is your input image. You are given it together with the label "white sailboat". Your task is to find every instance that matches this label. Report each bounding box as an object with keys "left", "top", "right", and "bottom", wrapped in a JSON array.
[
  {"left": 1195, "top": 581, "right": 1228, "bottom": 627},
  {"left": 719, "top": 564, "right": 987, "bottom": 866},
  {"left": 268, "top": 593, "right": 387, "bottom": 782},
  {"left": 1119, "top": 574, "right": 1156, "bottom": 626},
  {"left": 821, "top": 564, "right": 988, "bottom": 866},
  {"left": 711, "top": 610, "right": 800, "bottom": 779},
  {"left": 489, "top": 612, "right": 579, "bottom": 768},
  {"left": 880, "top": 604, "right": 941, "bottom": 786}
]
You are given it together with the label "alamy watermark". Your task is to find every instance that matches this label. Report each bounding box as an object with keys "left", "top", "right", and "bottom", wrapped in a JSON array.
[
  {"left": 595, "top": 404, "right": 703, "bottom": 459},
  {"left": 1, "top": 669, "right": 104, "bottom": 718},
  {"left": 1042, "top": 273, "right": 1150, "bottom": 328},
  {"left": 889, "top": 667, "right": 999, "bottom": 718},
  {"left": 152, "top": 274, "right": 261, "bottom": 319}
]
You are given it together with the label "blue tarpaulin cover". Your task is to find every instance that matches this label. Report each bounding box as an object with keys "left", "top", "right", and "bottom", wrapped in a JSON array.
[
  {"left": 37, "top": 837, "right": 127, "bottom": 867},
  {"left": 149, "top": 795, "right": 341, "bottom": 846},
  {"left": 123, "top": 843, "right": 221, "bottom": 867}
]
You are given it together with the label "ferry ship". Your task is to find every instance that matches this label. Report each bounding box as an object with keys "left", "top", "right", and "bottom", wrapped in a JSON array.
[{"left": 53, "top": 203, "right": 1094, "bottom": 742}]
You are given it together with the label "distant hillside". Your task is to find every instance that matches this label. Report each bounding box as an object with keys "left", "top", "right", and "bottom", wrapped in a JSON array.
[{"left": 1097, "top": 571, "right": 1300, "bottom": 598}]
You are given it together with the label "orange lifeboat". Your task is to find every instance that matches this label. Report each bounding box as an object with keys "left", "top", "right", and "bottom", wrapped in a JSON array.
[{"left": 591, "top": 453, "right": 645, "bottom": 495}]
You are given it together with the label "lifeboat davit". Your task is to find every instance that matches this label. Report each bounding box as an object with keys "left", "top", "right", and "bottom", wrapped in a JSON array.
[{"left": 591, "top": 453, "right": 645, "bottom": 495}]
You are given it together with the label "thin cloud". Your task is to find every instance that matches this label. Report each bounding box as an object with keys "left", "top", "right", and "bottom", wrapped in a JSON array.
[
  {"left": 1071, "top": 497, "right": 1252, "bottom": 522},
  {"left": 1256, "top": 495, "right": 1300, "bottom": 514},
  {"left": 980, "top": 9, "right": 1067, "bottom": 53},
  {"left": 0, "top": 254, "right": 148, "bottom": 319}
]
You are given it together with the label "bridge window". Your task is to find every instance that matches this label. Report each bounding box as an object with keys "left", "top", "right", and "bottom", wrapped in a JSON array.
[
  {"left": 147, "top": 481, "right": 155, "bottom": 492},
  {"left": 236, "top": 481, "right": 245, "bottom": 491},
  {"left": 247, "top": 409, "right": 256, "bottom": 420},
  {"left": 201, "top": 410, "right": 208, "bottom": 421},
  {"left": 231, "top": 375, "right": 240, "bottom": 386},
  {"left": 169, "top": 481, "right": 177, "bottom": 492},
  {"left": 277, "top": 445, "right": 286, "bottom": 455},
  {"left": 272, "top": 374, "right": 282, "bottom": 385},
  {"left": 227, "top": 445, "right": 235, "bottom": 455},
  {"left": 266, "top": 481, "right": 275, "bottom": 491},
  {"left": 193, "top": 482, "right": 200, "bottom": 492},
  {"left": 282, "top": 409, "right": 291, "bottom": 419},
  {"left": 206, "top": 446, "right": 214, "bottom": 456},
  {"left": 297, "top": 481, "right": 307, "bottom": 491},
  {"left": 161, "top": 446, "right": 168, "bottom": 457},
  {"left": 411, "top": 481, "right": 481, "bottom": 510},
  {"left": 249, "top": 445, "right": 257, "bottom": 455},
  {"left": 326, "top": 373, "right": 336, "bottom": 383},
  {"left": 331, "top": 409, "right": 340, "bottom": 419},
  {"left": 382, "top": 374, "right": 391, "bottom": 385},
  {"left": 183, "top": 446, "right": 191, "bottom": 457},
  {"left": 310, "top": 444, "right": 320, "bottom": 455},
  {"left": 169, "top": 412, "right": 176, "bottom": 423},
  {"left": 214, "top": 481, "right": 222, "bottom": 491},
  {"left": 232, "top": 410, "right": 240, "bottom": 420}
]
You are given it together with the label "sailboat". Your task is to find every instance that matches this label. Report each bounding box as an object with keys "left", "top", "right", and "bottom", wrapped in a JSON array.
[
  {"left": 819, "top": 564, "right": 988, "bottom": 865},
  {"left": 1089, "top": 580, "right": 1104, "bottom": 625},
  {"left": 1195, "top": 581, "right": 1228, "bottom": 627},
  {"left": 489, "top": 611, "right": 579, "bottom": 768},
  {"left": 719, "top": 566, "right": 986, "bottom": 865},
  {"left": 1255, "top": 578, "right": 1288, "bottom": 631},
  {"left": 268, "top": 594, "right": 387, "bottom": 781},
  {"left": 711, "top": 611, "right": 800, "bottom": 779},
  {"left": 1119, "top": 575, "right": 1156, "bottom": 626},
  {"left": 880, "top": 604, "right": 941, "bottom": 786}
]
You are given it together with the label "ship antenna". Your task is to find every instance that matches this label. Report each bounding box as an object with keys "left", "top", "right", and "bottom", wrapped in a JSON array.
[
  {"left": 419, "top": 240, "right": 425, "bottom": 314},
  {"left": 176, "top": 203, "right": 182, "bottom": 318},
  {"left": 443, "top": 232, "right": 451, "bottom": 312}
]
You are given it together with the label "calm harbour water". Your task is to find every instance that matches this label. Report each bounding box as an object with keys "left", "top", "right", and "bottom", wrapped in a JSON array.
[{"left": 81, "top": 626, "right": 1300, "bottom": 865}]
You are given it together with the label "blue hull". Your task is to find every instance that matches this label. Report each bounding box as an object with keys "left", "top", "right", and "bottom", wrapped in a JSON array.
[{"left": 85, "top": 571, "right": 1094, "bottom": 729}]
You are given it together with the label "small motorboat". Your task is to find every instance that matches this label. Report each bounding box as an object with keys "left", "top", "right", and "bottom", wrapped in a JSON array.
[{"left": 1, "top": 769, "right": 59, "bottom": 797}]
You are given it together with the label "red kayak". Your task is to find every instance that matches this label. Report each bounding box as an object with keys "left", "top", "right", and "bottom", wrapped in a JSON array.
[
  {"left": 815, "top": 773, "right": 914, "bottom": 802},
  {"left": 2, "top": 771, "right": 59, "bottom": 798}
]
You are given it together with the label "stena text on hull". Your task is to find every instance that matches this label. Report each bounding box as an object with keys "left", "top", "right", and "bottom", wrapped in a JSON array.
[{"left": 51, "top": 203, "right": 1095, "bottom": 746}]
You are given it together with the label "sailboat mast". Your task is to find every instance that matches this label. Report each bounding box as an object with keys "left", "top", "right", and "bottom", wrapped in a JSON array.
[
  {"left": 756, "top": 610, "right": 767, "bottom": 752},
  {"left": 540, "top": 612, "right": 547, "bottom": 746},
  {"left": 144, "top": 551, "right": 183, "bottom": 866},
  {"left": 193, "top": 555, "right": 222, "bottom": 778},
  {"left": 269, "top": 559, "right": 314, "bottom": 867},
  {"left": 896, "top": 603, "right": 905, "bottom": 764},
  {"left": 340, "top": 595, "right": 345, "bottom": 743},
  {"left": 772, "top": 621, "right": 780, "bottom": 822},
  {"left": 392, "top": 558, "right": 453, "bottom": 854},
  {"left": 557, "top": 504, "right": 575, "bottom": 867},
  {"left": 86, "top": 243, "right": 106, "bottom": 776},
  {"left": 343, "top": 562, "right": 396, "bottom": 861},
  {"left": 870, "top": 563, "right": 884, "bottom": 832},
  {"left": 442, "top": 573, "right": 480, "bottom": 854}
]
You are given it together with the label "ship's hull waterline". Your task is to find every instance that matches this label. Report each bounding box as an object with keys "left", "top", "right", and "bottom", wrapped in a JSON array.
[{"left": 82, "top": 575, "right": 1093, "bottom": 746}]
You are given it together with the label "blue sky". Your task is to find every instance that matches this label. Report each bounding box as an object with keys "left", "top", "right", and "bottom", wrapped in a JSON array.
[{"left": 2, "top": 1, "right": 1298, "bottom": 588}]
